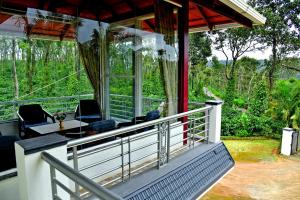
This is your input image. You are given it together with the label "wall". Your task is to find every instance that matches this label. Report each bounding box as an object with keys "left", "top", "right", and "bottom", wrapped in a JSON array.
[{"left": 0, "top": 170, "right": 19, "bottom": 200}]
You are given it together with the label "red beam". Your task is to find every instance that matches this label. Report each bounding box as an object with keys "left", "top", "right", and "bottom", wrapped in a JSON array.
[
  {"left": 178, "top": 0, "right": 189, "bottom": 144},
  {"left": 197, "top": 6, "right": 213, "bottom": 30},
  {"left": 104, "top": 6, "right": 153, "bottom": 23}
]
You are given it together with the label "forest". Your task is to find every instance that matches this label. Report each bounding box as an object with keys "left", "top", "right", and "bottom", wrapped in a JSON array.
[{"left": 0, "top": 0, "right": 299, "bottom": 138}]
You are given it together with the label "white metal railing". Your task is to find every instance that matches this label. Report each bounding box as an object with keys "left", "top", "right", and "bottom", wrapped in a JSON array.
[
  {"left": 0, "top": 94, "right": 93, "bottom": 121},
  {"left": 0, "top": 94, "right": 204, "bottom": 121},
  {"left": 41, "top": 152, "right": 122, "bottom": 200},
  {"left": 67, "top": 106, "right": 212, "bottom": 197}
]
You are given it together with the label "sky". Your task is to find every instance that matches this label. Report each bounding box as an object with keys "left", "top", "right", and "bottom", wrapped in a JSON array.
[{"left": 211, "top": 47, "right": 273, "bottom": 61}]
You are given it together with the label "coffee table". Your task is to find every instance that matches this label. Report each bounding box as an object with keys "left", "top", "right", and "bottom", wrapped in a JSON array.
[{"left": 29, "top": 120, "right": 89, "bottom": 135}]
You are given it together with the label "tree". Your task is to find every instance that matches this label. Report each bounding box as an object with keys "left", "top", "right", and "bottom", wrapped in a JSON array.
[
  {"left": 213, "top": 28, "right": 261, "bottom": 105},
  {"left": 235, "top": 57, "right": 260, "bottom": 95},
  {"left": 248, "top": 80, "right": 268, "bottom": 116},
  {"left": 189, "top": 32, "right": 212, "bottom": 93},
  {"left": 24, "top": 39, "right": 36, "bottom": 94},
  {"left": 210, "top": 56, "right": 224, "bottom": 71},
  {"left": 189, "top": 32, "right": 212, "bottom": 66},
  {"left": 268, "top": 79, "right": 300, "bottom": 129},
  {"left": 251, "top": 0, "right": 300, "bottom": 90},
  {"left": 11, "top": 38, "right": 19, "bottom": 99},
  {"left": 214, "top": 28, "right": 261, "bottom": 80}
]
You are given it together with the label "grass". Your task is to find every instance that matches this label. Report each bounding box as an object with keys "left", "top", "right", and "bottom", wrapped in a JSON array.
[{"left": 223, "top": 139, "right": 280, "bottom": 162}]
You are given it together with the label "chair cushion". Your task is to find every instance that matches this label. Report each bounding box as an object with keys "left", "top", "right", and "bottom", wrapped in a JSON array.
[
  {"left": 88, "top": 120, "right": 116, "bottom": 133},
  {"left": 24, "top": 122, "right": 51, "bottom": 129},
  {"left": 145, "top": 110, "right": 160, "bottom": 122},
  {"left": 77, "top": 115, "right": 101, "bottom": 119},
  {"left": 0, "top": 136, "right": 20, "bottom": 172},
  {"left": 19, "top": 104, "right": 45, "bottom": 123}
]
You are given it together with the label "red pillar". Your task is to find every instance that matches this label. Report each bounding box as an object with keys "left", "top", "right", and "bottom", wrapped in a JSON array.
[{"left": 178, "top": 0, "right": 189, "bottom": 144}]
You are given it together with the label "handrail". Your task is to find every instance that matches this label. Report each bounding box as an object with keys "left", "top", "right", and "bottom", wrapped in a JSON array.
[
  {"left": 41, "top": 152, "right": 123, "bottom": 200},
  {"left": 0, "top": 94, "right": 205, "bottom": 121},
  {"left": 0, "top": 94, "right": 93, "bottom": 105},
  {"left": 68, "top": 105, "right": 212, "bottom": 147}
]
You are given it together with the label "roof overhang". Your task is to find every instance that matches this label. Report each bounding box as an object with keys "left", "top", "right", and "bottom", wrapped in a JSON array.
[
  {"left": 219, "top": 0, "right": 266, "bottom": 25},
  {"left": 0, "top": 0, "right": 266, "bottom": 39}
]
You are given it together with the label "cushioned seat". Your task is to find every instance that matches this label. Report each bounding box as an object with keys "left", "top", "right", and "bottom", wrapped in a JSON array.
[
  {"left": 78, "top": 115, "right": 101, "bottom": 120},
  {"left": 75, "top": 100, "right": 102, "bottom": 123},
  {"left": 18, "top": 104, "right": 55, "bottom": 138},
  {"left": 118, "top": 110, "right": 161, "bottom": 137},
  {"left": 0, "top": 135, "right": 20, "bottom": 172},
  {"left": 24, "top": 122, "right": 51, "bottom": 129},
  {"left": 84, "top": 120, "right": 116, "bottom": 147},
  {"left": 88, "top": 120, "right": 116, "bottom": 133}
]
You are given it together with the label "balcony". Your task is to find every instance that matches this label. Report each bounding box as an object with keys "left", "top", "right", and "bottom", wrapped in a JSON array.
[{"left": 0, "top": 100, "right": 235, "bottom": 200}]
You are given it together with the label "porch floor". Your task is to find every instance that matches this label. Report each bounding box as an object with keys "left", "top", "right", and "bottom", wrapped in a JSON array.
[{"left": 90, "top": 142, "right": 234, "bottom": 200}]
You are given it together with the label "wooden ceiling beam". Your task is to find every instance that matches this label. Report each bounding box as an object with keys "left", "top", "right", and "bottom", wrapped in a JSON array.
[
  {"left": 197, "top": 6, "right": 213, "bottom": 30},
  {"left": 191, "top": 0, "right": 252, "bottom": 28},
  {"left": 145, "top": 20, "right": 154, "bottom": 31},
  {"left": 59, "top": 23, "right": 71, "bottom": 41},
  {"left": 104, "top": 6, "right": 154, "bottom": 23},
  {"left": 97, "top": 1, "right": 117, "bottom": 17},
  {"left": 38, "top": 0, "right": 48, "bottom": 10}
]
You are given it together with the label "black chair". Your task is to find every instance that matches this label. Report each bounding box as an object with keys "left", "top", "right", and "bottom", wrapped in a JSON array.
[
  {"left": 75, "top": 100, "right": 102, "bottom": 123},
  {"left": 0, "top": 135, "right": 20, "bottom": 172},
  {"left": 117, "top": 110, "right": 160, "bottom": 137},
  {"left": 18, "top": 104, "right": 55, "bottom": 138}
]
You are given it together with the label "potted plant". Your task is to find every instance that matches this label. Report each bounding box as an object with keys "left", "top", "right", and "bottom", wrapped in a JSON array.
[{"left": 54, "top": 111, "right": 67, "bottom": 129}]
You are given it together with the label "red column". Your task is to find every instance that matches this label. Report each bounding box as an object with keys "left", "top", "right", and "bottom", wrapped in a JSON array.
[{"left": 178, "top": 0, "right": 189, "bottom": 144}]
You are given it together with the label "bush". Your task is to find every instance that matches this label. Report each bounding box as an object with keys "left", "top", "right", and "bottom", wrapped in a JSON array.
[
  {"left": 233, "top": 98, "right": 246, "bottom": 108},
  {"left": 221, "top": 106, "right": 242, "bottom": 136},
  {"left": 224, "top": 78, "right": 236, "bottom": 107},
  {"left": 222, "top": 105, "right": 274, "bottom": 137},
  {"left": 248, "top": 80, "right": 268, "bottom": 116},
  {"left": 268, "top": 78, "right": 300, "bottom": 130}
]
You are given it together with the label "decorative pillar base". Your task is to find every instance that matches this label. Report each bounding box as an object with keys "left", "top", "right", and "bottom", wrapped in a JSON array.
[{"left": 205, "top": 100, "right": 223, "bottom": 143}]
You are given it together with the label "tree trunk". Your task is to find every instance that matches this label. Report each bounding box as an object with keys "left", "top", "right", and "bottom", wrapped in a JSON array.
[
  {"left": 26, "top": 39, "right": 32, "bottom": 94},
  {"left": 269, "top": 37, "right": 277, "bottom": 91},
  {"left": 31, "top": 42, "right": 36, "bottom": 94},
  {"left": 12, "top": 39, "right": 19, "bottom": 99},
  {"left": 43, "top": 42, "right": 51, "bottom": 94},
  {"left": 74, "top": 44, "right": 81, "bottom": 80}
]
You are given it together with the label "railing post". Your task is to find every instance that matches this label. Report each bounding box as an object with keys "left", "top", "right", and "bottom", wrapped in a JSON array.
[
  {"left": 166, "top": 121, "right": 171, "bottom": 163},
  {"left": 49, "top": 166, "right": 58, "bottom": 199},
  {"left": 157, "top": 124, "right": 161, "bottom": 169},
  {"left": 15, "top": 134, "right": 70, "bottom": 200},
  {"left": 205, "top": 100, "right": 223, "bottom": 143},
  {"left": 72, "top": 146, "right": 80, "bottom": 196},
  {"left": 281, "top": 128, "right": 294, "bottom": 156}
]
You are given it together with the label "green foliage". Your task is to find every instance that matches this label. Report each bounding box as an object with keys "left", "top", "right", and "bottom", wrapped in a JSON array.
[
  {"left": 222, "top": 106, "right": 274, "bottom": 137},
  {"left": 268, "top": 78, "right": 300, "bottom": 130},
  {"left": 236, "top": 57, "right": 260, "bottom": 73},
  {"left": 252, "top": 0, "right": 300, "bottom": 57},
  {"left": 248, "top": 80, "right": 268, "bottom": 116},
  {"left": 189, "top": 32, "right": 212, "bottom": 66},
  {"left": 210, "top": 56, "right": 224, "bottom": 71},
  {"left": 250, "top": 0, "right": 300, "bottom": 89},
  {"left": 233, "top": 98, "right": 246, "bottom": 108},
  {"left": 224, "top": 78, "right": 236, "bottom": 107},
  {"left": 206, "top": 86, "right": 225, "bottom": 99}
]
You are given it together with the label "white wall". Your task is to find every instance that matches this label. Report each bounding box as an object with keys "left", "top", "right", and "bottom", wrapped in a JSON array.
[{"left": 0, "top": 170, "right": 19, "bottom": 200}]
